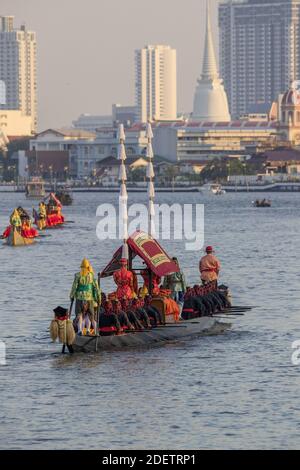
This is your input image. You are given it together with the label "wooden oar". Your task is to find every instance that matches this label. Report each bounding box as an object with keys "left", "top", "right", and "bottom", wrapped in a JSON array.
[
  {"left": 221, "top": 307, "right": 251, "bottom": 312},
  {"left": 213, "top": 313, "right": 244, "bottom": 317},
  {"left": 228, "top": 306, "right": 256, "bottom": 309}
]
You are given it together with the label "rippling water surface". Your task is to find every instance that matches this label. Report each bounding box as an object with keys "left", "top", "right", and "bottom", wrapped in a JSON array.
[{"left": 0, "top": 191, "right": 300, "bottom": 450}]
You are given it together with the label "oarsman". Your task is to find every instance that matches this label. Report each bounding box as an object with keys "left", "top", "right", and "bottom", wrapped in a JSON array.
[
  {"left": 142, "top": 296, "right": 163, "bottom": 326},
  {"left": 199, "top": 246, "right": 221, "bottom": 286},
  {"left": 99, "top": 300, "right": 122, "bottom": 334},
  {"left": 111, "top": 298, "right": 134, "bottom": 330},
  {"left": 70, "top": 258, "right": 101, "bottom": 318},
  {"left": 131, "top": 298, "right": 152, "bottom": 329},
  {"left": 21, "top": 218, "right": 39, "bottom": 239},
  {"left": 121, "top": 298, "right": 144, "bottom": 330}
]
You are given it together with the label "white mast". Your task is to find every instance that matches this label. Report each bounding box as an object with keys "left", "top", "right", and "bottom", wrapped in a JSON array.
[
  {"left": 146, "top": 122, "right": 156, "bottom": 238},
  {"left": 118, "top": 124, "right": 129, "bottom": 260}
]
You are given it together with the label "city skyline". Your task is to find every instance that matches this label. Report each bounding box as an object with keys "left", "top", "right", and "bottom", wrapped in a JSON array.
[
  {"left": 0, "top": 0, "right": 220, "bottom": 131},
  {"left": 219, "top": 0, "right": 300, "bottom": 119}
]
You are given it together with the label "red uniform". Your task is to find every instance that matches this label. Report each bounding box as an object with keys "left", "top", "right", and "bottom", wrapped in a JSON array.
[
  {"left": 21, "top": 225, "right": 39, "bottom": 238},
  {"left": 113, "top": 266, "right": 135, "bottom": 300}
]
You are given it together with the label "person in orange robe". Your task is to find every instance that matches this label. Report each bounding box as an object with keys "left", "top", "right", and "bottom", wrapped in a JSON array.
[
  {"left": 199, "top": 246, "right": 221, "bottom": 285},
  {"left": 113, "top": 259, "right": 135, "bottom": 300},
  {"left": 159, "top": 289, "right": 180, "bottom": 323}
]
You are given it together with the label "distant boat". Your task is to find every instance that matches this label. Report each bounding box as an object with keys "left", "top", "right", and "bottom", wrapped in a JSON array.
[
  {"left": 25, "top": 177, "right": 46, "bottom": 200},
  {"left": 55, "top": 186, "right": 73, "bottom": 206},
  {"left": 210, "top": 184, "right": 226, "bottom": 195},
  {"left": 5, "top": 227, "right": 36, "bottom": 247},
  {"left": 253, "top": 199, "right": 271, "bottom": 208}
]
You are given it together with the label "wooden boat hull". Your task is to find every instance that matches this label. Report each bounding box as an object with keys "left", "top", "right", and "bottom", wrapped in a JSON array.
[
  {"left": 73, "top": 317, "right": 231, "bottom": 353},
  {"left": 6, "top": 228, "right": 35, "bottom": 247}
]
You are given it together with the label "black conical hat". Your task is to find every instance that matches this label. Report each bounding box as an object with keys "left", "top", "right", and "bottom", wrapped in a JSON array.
[{"left": 53, "top": 306, "right": 68, "bottom": 317}]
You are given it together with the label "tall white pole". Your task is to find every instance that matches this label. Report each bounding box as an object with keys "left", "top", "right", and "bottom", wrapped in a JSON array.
[
  {"left": 146, "top": 122, "right": 155, "bottom": 237},
  {"left": 118, "top": 124, "right": 129, "bottom": 260}
]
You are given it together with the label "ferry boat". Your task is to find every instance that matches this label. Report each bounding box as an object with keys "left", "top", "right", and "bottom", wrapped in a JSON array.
[{"left": 25, "top": 178, "right": 46, "bottom": 199}]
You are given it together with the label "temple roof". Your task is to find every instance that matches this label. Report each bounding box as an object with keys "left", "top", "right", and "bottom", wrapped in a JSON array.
[
  {"left": 201, "top": 1, "right": 218, "bottom": 81},
  {"left": 192, "top": 1, "right": 231, "bottom": 122}
]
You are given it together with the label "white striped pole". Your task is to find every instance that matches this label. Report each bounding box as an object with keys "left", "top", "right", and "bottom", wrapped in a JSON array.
[
  {"left": 118, "top": 124, "right": 129, "bottom": 259},
  {"left": 146, "top": 122, "right": 156, "bottom": 238}
]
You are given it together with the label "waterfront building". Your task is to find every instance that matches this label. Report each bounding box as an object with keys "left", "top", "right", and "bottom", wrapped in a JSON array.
[
  {"left": 135, "top": 45, "right": 177, "bottom": 122},
  {"left": 153, "top": 120, "right": 277, "bottom": 162},
  {"left": 28, "top": 127, "right": 148, "bottom": 179}
]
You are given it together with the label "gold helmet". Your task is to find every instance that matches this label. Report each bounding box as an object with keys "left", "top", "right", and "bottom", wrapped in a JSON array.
[
  {"left": 81, "top": 258, "right": 90, "bottom": 269},
  {"left": 80, "top": 258, "right": 93, "bottom": 276}
]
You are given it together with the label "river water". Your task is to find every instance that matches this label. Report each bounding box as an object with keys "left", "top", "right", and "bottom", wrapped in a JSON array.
[{"left": 0, "top": 191, "right": 300, "bottom": 450}]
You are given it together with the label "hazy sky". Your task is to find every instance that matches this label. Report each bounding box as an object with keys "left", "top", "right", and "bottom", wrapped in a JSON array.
[{"left": 1, "top": 0, "right": 220, "bottom": 130}]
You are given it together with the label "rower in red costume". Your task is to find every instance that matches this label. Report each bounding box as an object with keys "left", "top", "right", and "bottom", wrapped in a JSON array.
[
  {"left": 141, "top": 268, "right": 161, "bottom": 296},
  {"left": 46, "top": 193, "right": 65, "bottom": 226},
  {"left": 113, "top": 258, "right": 135, "bottom": 300},
  {"left": 21, "top": 219, "right": 39, "bottom": 238}
]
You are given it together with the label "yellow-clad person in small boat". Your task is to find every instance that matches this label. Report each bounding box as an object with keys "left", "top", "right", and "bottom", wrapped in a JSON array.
[
  {"left": 38, "top": 202, "right": 47, "bottom": 230},
  {"left": 10, "top": 209, "right": 22, "bottom": 230},
  {"left": 70, "top": 258, "right": 101, "bottom": 320}
]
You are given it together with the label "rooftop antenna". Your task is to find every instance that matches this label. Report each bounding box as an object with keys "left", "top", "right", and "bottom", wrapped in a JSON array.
[
  {"left": 146, "top": 122, "right": 156, "bottom": 237},
  {"left": 118, "top": 124, "right": 129, "bottom": 260}
]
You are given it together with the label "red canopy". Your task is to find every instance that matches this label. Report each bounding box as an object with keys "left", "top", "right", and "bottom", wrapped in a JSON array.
[{"left": 101, "top": 231, "right": 179, "bottom": 278}]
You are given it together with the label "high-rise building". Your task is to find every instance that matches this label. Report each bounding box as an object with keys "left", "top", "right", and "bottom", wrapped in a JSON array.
[
  {"left": 219, "top": 0, "right": 300, "bottom": 119},
  {"left": 0, "top": 16, "right": 37, "bottom": 133},
  {"left": 192, "top": 3, "right": 231, "bottom": 122},
  {"left": 135, "top": 45, "right": 177, "bottom": 122}
]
